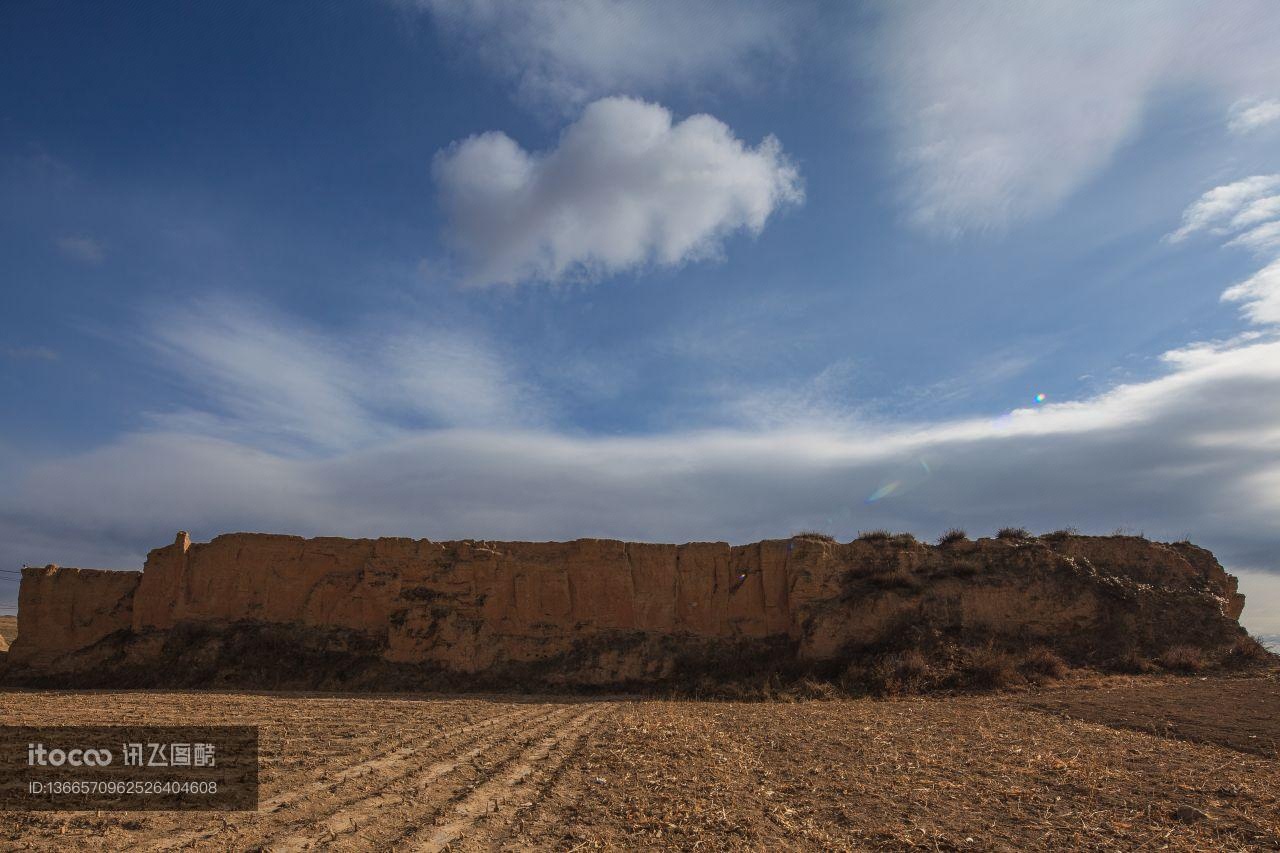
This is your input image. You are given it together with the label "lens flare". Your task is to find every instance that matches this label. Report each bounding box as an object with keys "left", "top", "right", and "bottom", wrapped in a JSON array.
[
  {"left": 1034, "top": 393, "right": 1046, "bottom": 403},
  {"left": 865, "top": 481, "right": 900, "bottom": 503}
]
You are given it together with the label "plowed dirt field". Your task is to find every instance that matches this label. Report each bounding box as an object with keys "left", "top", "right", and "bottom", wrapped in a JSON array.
[{"left": 0, "top": 676, "right": 1276, "bottom": 850}]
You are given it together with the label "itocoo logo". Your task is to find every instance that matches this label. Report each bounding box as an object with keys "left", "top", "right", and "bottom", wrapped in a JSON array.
[{"left": 27, "top": 743, "right": 113, "bottom": 766}]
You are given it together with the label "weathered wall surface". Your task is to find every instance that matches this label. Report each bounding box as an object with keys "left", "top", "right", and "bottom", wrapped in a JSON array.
[
  {"left": 8, "top": 565, "right": 140, "bottom": 670},
  {"left": 2, "top": 531, "right": 1249, "bottom": 688}
]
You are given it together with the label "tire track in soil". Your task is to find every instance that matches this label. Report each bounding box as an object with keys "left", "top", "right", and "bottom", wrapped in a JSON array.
[
  {"left": 145, "top": 706, "right": 551, "bottom": 852},
  {"left": 262, "top": 705, "right": 595, "bottom": 852},
  {"left": 403, "top": 703, "right": 613, "bottom": 853}
]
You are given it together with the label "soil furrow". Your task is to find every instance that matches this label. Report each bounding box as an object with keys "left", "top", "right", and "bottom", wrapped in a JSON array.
[
  {"left": 406, "top": 703, "right": 612, "bottom": 852},
  {"left": 261, "top": 706, "right": 583, "bottom": 852},
  {"left": 1, "top": 682, "right": 1276, "bottom": 852},
  {"left": 146, "top": 705, "right": 552, "bottom": 851}
]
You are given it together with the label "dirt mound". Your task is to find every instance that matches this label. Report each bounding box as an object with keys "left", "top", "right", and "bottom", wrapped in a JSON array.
[{"left": 1, "top": 531, "right": 1258, "bottom": 691}]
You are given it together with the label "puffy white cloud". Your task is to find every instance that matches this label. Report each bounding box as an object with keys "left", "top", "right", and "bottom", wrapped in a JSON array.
[
  {"left": 874, "top": 2, "right": 1280, "bottom": 232},
  {"left": 1229, "top": 98, "right": 1280, "bottom": 134},
  {"left": 434, "top": 97, "right": 802, "bottom": 286},
  {"left": 411, "top": 1, "right": 1280, "bottom": 235},
  {"left": 412, "top": 0, "right": 797, "bottom": 110}
]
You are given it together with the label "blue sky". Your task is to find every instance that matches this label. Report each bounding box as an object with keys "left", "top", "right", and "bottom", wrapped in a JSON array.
[{"left": 3, "top": 2, "right": 1280, "bottom": 632}]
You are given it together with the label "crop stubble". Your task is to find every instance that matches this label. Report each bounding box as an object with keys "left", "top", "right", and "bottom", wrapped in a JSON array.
[{"left": 0, "top": 676, "right": 1275, "bottom": 851}]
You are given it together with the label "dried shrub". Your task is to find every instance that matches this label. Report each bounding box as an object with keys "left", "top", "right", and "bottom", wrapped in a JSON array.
[
  {"left": 857, "top": 529, "right": 892, "bottom": 542},
  {"left": 792, "top": 530, "right": 835, "bottom": 543},
  {"left": 1019, "top": 647, "right": 1067, "bottom": 683},
  {"left": 996, "top": 527, "right": 1031, "bottom": 540},
  {"left": 962, "top": 647, "right": 1021, "bottom": 690},
  {"left": 790, "top": 677, "right": 839, "bottom": 700},
  {"left": 1109, "top": 650, "right": 1154, "bottom": 674},
  {"left": 937, "top": 528, "right": 968, "bottom": 545},
  {"left": 1041, "top": 527, "right": 1079, "bottom": 542},
  {"left": 1157, "top": 645, "right": 1205, "bottom": 674},
  {"left": 1222, "top": 636, "right": 1273, "bottom": 670},
  {"left": 894, "top": 649, "right": 929, "bottom": 682},
  {"left": 864, "top": 650, "right": 931, "bottom": 696},
  {"left": 891, "top": 532, "right": 917, "bottom": 545}
]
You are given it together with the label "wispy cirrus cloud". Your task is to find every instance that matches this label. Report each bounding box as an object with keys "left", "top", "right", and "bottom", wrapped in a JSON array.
[
  {"left": 873, "top": 2, "right": 1280, "bottom": 233},
  {"left": 411, "top": 1, "right": 1280, "bottom": 239},
  {"left": 56, "top": 234, "right": 105, "bottom": 265},
  {"left": 410, "top": 0, "right": 799, "bottom": 111},
  {"left": 3, "top": 304, "right": 1280, "bottom": 629},
  {"left": 1169, "top": 173, "right": 1280, "bottom": 325},
  {"left": 142, "top": 298, "right": 545, "bottom": 454},
  {"left": 434, "top": 96, "right": 802, "bottom": 286},
  {"left": 5, "top": 346, "right": 59, "bottom": 362}
]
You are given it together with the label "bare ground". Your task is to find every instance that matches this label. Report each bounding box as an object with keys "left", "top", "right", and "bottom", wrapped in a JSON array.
[{"left": 0, "top": 675, "right": 1276, "bottom": 851}]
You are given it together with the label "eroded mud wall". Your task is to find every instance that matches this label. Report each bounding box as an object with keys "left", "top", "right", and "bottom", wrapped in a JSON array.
[{"left": 4, "top": 531, "right": 1249, "bottom": 687}]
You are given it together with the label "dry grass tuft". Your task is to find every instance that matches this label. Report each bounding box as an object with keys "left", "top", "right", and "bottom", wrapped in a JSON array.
[
  {"left": 1157, "top": 645, "right": 1205, "bottom": 674},
  {"left": 789, "top": 677, "right": 839, "bottom": 701},
  {"left": 856, "top": 529, "right": 892, "bottom": 541},
  {"left": 792, "top": 530, "right": 835, "bottom": 543},
  {"left": 962, "top": 647, "right": 1022, "bottom": 689},
  {"left": 1222, "top": 636, "right": 1274, "bottom": 669},
  {"left": 937, "top": 528, "right": 968, "bottom": 545},
  {"left": 1019, "top": 647, "right": 1068, "bottom": 683},
  {"left": 1108, "top": 650, "right": 1155, "bottom": 674},
  {"left": 1040, "top": 527, "right": 1079, "bottom": 542},
  {"left": 879, "top": 650, "right": 930, "bottom": 695},
  {"left": 996, "top": 527, "right": 1032, "bottom": 540},
  {"left": 845, "top": 650, "right": 933, "bottom": 697}
]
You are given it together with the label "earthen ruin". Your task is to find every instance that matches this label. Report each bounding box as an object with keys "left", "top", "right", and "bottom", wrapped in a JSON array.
[{"left": 1, "top": 531, "right": 1251, "bottom": 689}]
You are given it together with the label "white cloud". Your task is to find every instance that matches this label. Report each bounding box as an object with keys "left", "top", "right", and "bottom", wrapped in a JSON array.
[
  {"left": 1169, "top": 174, "right": 1280, "bottom": 325},
  {"left": 4, "top": 328, "right": 1280, "bottom": 630},
  {"left": 410, "top": 1, "right": 1280, "bottom": 236},
  {"left": 143, "top": 298, "right": 542, "bottom": 453},
  {"left": 434, "top": 96, "right": 802, "bottom": 286},
  {"left": 1226, "top": 220, "right": 1280, "bottom": 254},
  {"left": 1167, "top": 174, "right": 1280, "bottom": 242},
  {"left": 5, "top": 346, "right": 58, "bottom": 362},
  {"left": 1223, "top": 259, "right": 1280, "bottom": 326},
  {"left": 1230, "top": 194, "right": 1280, "bottom": 231},
  {"left": 875, "top": 2, "right": 1280, "bottom": 233},
  {"left": 412, "top": 0, "right": 797, "bottom": 110},
  {"left": 56, "top": 235, "right": 105, "bottom": 264},
  {"left": 1229, "top": 98, "right": 1280, "bottom": 134}
]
